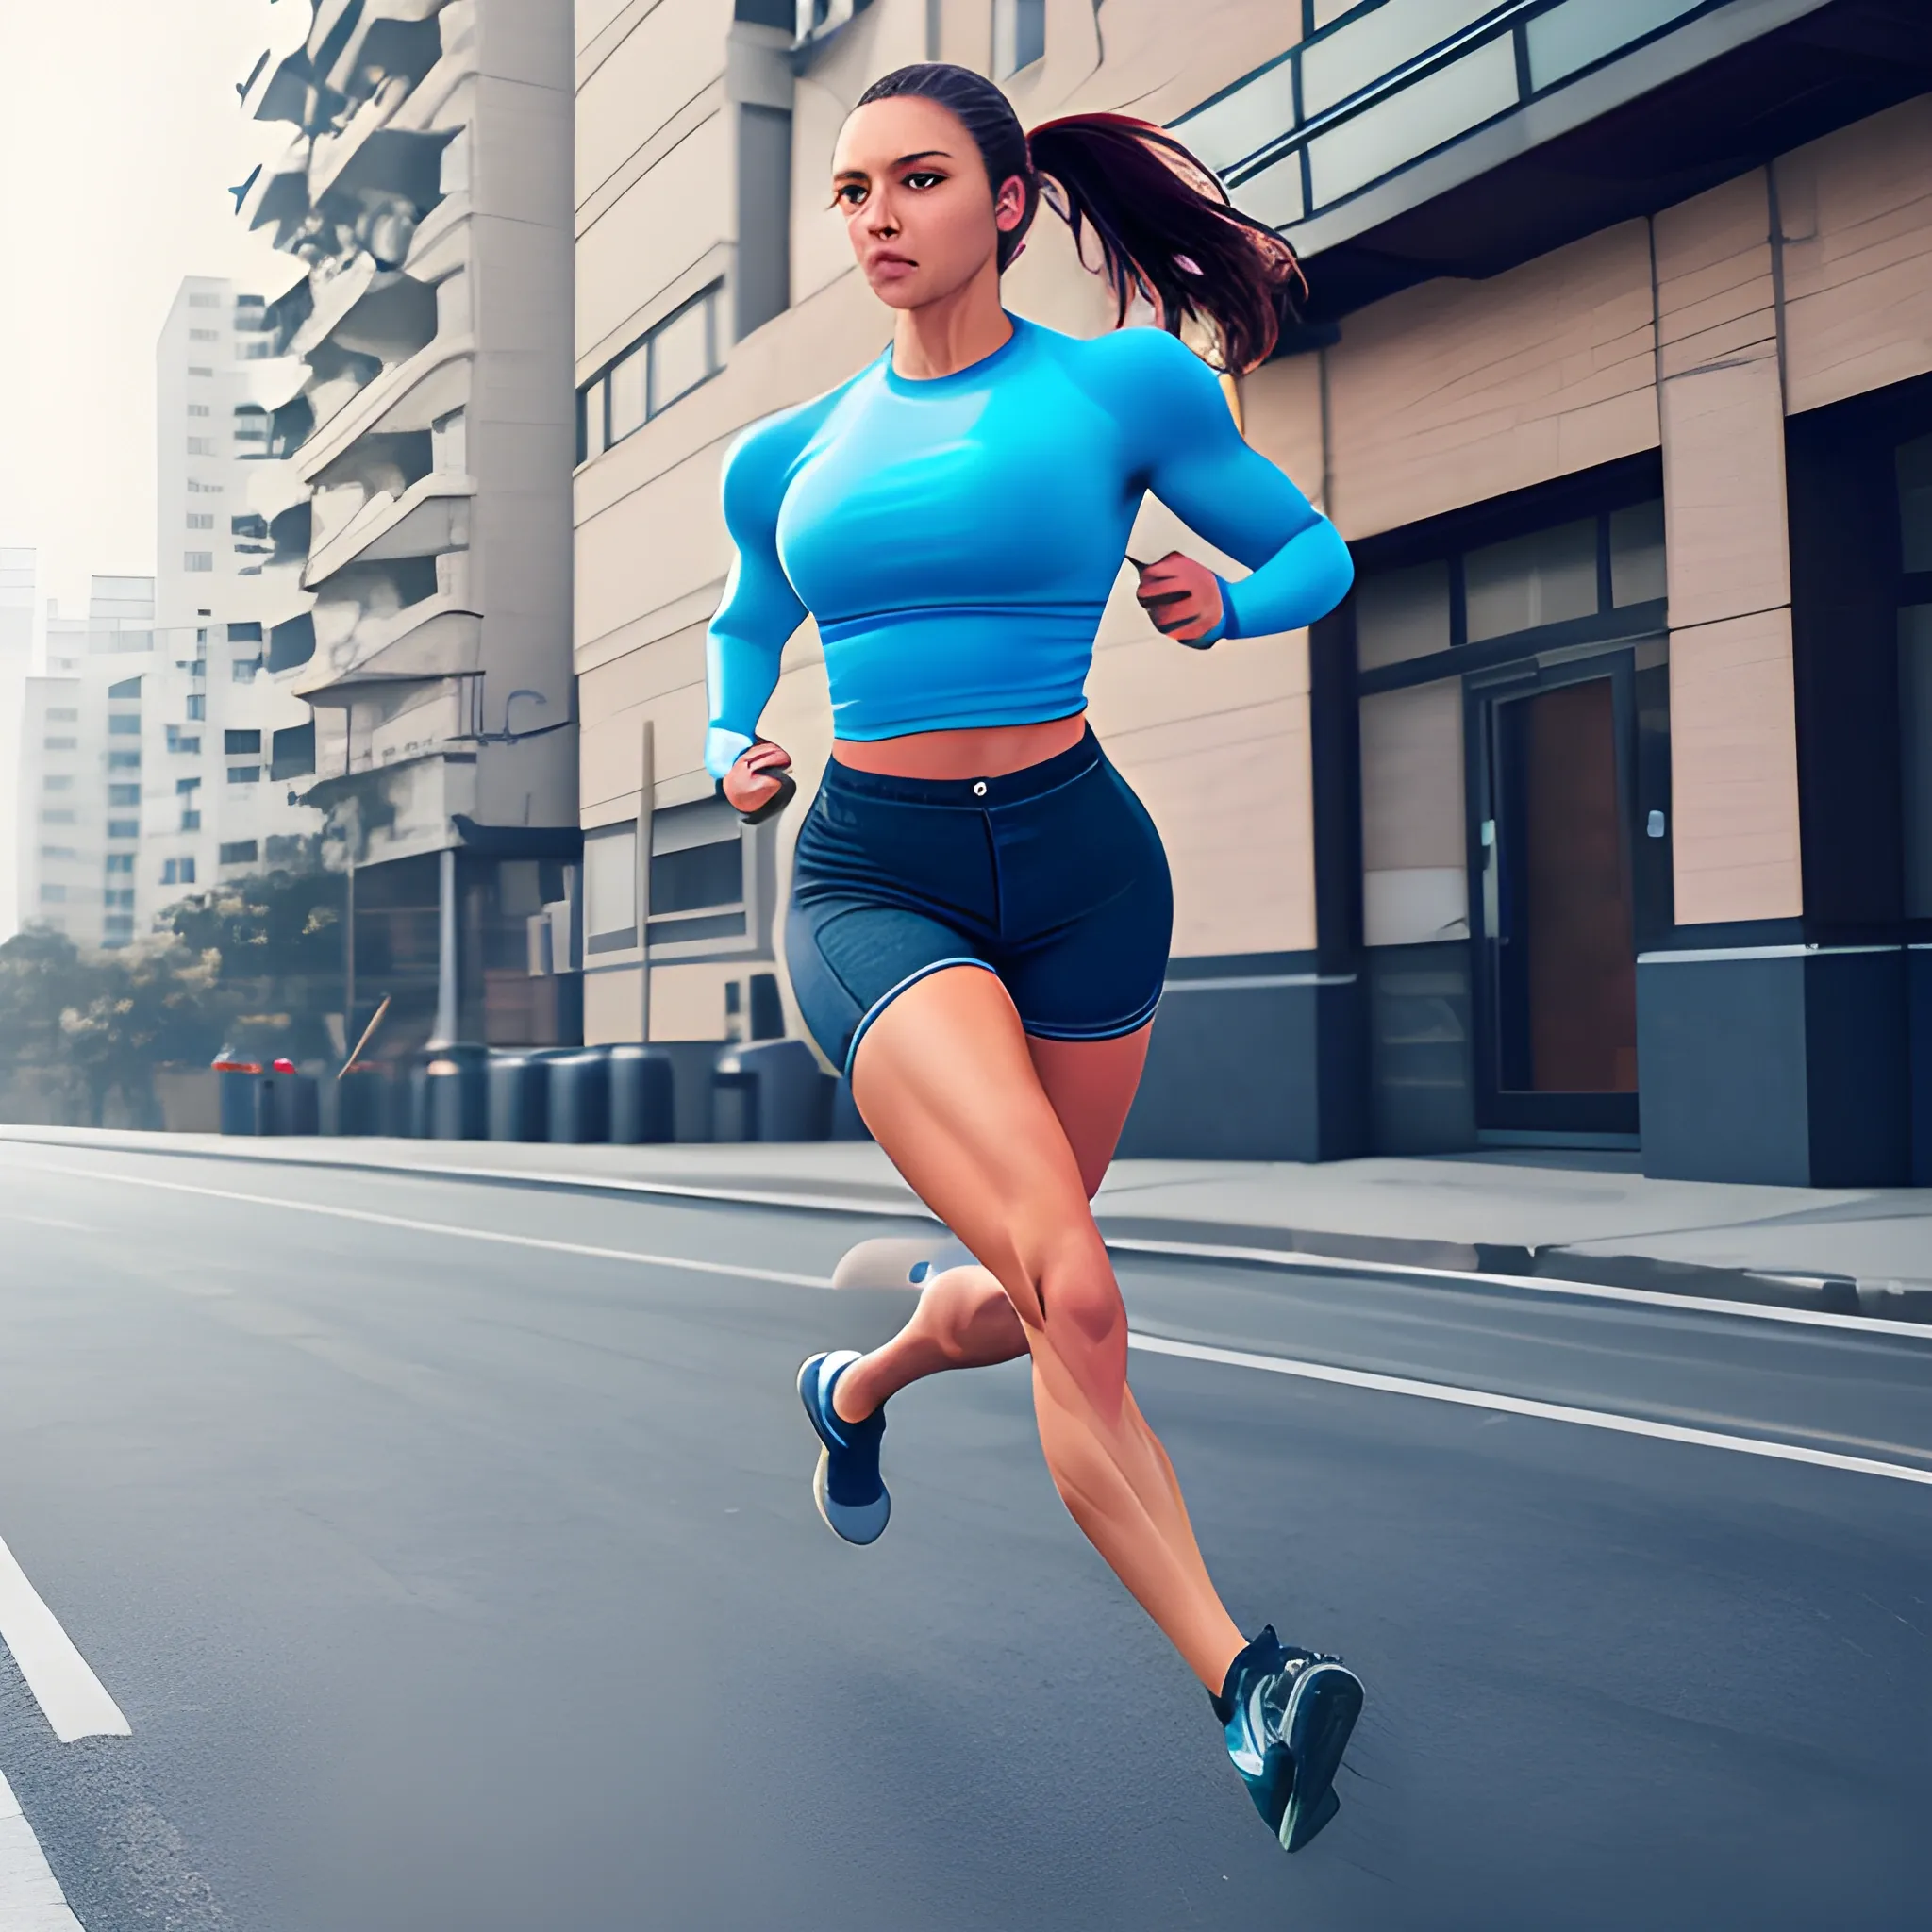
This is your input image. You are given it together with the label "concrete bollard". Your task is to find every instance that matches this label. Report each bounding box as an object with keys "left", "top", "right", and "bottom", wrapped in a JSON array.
[
  {"left": 546, "top": 1048, "right": 611, "bottom": 1144},
  {"left": 711, "top": 1040, "right": 833, "bottom": 1142}
]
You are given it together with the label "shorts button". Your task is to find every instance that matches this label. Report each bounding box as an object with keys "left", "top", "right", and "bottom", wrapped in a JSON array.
[{"left": 973, "top": 780, "right": 988, "bottom": 797}]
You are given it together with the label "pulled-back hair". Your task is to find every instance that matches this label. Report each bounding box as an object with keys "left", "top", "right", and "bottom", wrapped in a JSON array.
[{"left": 853, "top": 63, "right": 1306, "bottom": 375}]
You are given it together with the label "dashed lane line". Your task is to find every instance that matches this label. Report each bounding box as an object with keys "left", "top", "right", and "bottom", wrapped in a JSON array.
[
  {"left": 0, "top": 1766, "right": 87, "bottom": 1927},
  {"left": 0, "top": 1536, "right": 128, "bottom": 1746},
  {"left": 14, "top": 1158, "right": 1932, "bottom": 1490}
]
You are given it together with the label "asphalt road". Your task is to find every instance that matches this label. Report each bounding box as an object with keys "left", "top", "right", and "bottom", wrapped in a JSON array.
[{"left": 0, "top": 1140, "right": 1926, "bottom": 1932}]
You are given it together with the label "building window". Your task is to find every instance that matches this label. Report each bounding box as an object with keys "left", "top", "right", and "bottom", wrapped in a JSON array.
[
  {"left": 189, "top": 366, "right": 213, "bottom": 378},
  {"left": 104, "top": 889, "right": 135, "bottom": 910},
  {"left": 187, "top": 513, "right": 214, "bottom": 530},
  {"left": 108, "top": 783, "right": 141, "bottom": 807},
  {"left": 42, "top": 774, "right": 73, "bottom": 792},
  {"left": 108, "top": 714, "right": 142, "bottom": 736},
  {"left": 270, "top": 722, "right": 315, "bottom": 779},
  {"left": 108, "top": 818, "right": 140, "bottom": 840},
  {"left": 181, "top": 811, "right": 202, "bottom": 832},
  {"left": 993, "top": 0, "right": 1046, "bottom": 77},
  {"left": 220, "top": 840, "right": 259, "bottom": 866},
  {"left": 108, "top": 752, "right": 142, "bottom": 770},
  {"left": 161, "top": 858, "right": 197, "bottom": 886},
  {"left": 46, "top": 707, "right": 78, "bottom": 722},
  {"left": 585, "top": 823, "right": 639, "bottom": 954},
  {"left": 40, "top": 846, "right": 76, "bottom": 860},
  {"left": 39, "top": 885, "right": 66, "bottom": 904},
  {"left": 185, "top": 551, "right": 214, "bottom": 572},
  {"left": 108, "top": 677, "right": 142, "bottom": 698},
  {"left": 576, "top": 285, "right": 723, "bottom": 463},
  {"left": 188, "top": 292, "right": 220, "bottom": 309},
  {"left": 40, "top": 810, "right": 76, "bottom": 825},
  {"left": 233, "top": 657, "right": 260, "bottom": 683},
  {"left": 187, "top": 479, "right": 223, "bottom": 494},
  {"left": 646, "top": 795, "right": 750, "bottom": 951},
  {"left": 187, "top": 438, "right": 215, "bottom": 455},
  {"left": 189, "top": 326, "right": 219, "bottom": 341},
  {"left": 105, "top": 853, "right": 135, "bottom": 874},
  {"left": 225, "top": 729, "right": 261, "bottom": 755},
  {"left": 166, "top": 725, "right": 201, "bottom": 753},
  {"left": 186, "top": 694, "right": 206, "bottom": 721},
  {"left": 228, "top": 766, "right": 260, "bottom": 785},
  {"left": 187, "top": 404, "right": 210, "bottom": 418},
  {"left": 42, "top": 736, "right": 76, "bottom": 751}
]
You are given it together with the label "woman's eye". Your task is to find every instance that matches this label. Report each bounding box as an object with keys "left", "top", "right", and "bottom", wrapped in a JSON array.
[
  {"left": 833, "top": 183, "right": 866, "bottom": 208},
  {"left": 904, "top": 171, "right": 942, "bottom": 191}
]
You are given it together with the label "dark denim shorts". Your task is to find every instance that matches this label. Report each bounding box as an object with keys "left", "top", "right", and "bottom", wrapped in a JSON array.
[{"left": 787, "top": 728, "right": 1173, "bottom": 1077}]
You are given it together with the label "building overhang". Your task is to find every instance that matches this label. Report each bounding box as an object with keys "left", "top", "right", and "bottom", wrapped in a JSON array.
[{"left": 1172, "top": 0, "right": 1932, "bottom": 326}]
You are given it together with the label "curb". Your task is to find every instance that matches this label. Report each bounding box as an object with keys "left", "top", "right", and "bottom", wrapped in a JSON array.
[{"left": 4, "top": 1127, "right": 1927, "bottom": 1328}]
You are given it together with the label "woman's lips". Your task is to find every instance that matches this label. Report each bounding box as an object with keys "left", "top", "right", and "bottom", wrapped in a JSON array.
[{"left": 870, "top": 254, "right": 916, "bottom": 277}]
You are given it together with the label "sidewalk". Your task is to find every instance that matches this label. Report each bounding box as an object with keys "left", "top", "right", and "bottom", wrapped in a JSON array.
[{"left": 6, "top": 1125, "right": 1928, "bottom": 1320}]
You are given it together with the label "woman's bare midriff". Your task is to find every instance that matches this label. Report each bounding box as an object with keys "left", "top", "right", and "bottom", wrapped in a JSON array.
[{"left": 830, "top": 709, "right": 1088, "bottom": 780}]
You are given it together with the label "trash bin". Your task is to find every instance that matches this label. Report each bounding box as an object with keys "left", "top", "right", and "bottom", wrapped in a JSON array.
[
  {"left": 423, "top": 1044, "right": 489, "bottom": 1141},
  {"left": 546, "top": 1047, "right": 611, "bottom": 1144},
  {"left": 271, "top": 1058, "right": 321, "bottom": 1136},
  {"left": 608, "top": 1044, "right": 675, "bottom": 1144},
  {"left": 711, "top": 1040, "right": 832, "bottom": 1142},
  {"left": 213, "top": 1053, "right": 263, "bottom": 1135},
  {"left": 487, "top": 1051, "right": 569, "bottom": 1141},
  {"left": 335, "top": 1064, "right": 390, "bottom": 1136}
]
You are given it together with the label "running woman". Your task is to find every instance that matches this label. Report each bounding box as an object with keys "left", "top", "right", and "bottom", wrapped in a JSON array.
[{"left": 707, "top": 62, "right": 1361, "bottom": 1854}]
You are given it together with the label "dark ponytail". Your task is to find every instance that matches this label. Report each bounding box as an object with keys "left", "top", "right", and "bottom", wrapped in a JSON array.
[{"left": 853, "top": 64, "right": 1306, "bottom": 375}]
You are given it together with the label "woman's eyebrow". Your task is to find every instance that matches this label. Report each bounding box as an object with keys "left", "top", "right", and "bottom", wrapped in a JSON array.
[{"left": 834, "top": 148, "right": 952, "bottom": 180}]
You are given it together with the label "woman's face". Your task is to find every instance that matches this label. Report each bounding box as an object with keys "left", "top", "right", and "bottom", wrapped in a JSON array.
[{"left": 831, "top": 95, "right": 1026, "bottom": 311}]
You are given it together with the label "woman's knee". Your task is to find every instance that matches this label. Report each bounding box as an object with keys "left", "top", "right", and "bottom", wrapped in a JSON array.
[{"left": 1036, "top": 1250, "right": 1128, "bottom": 1359}]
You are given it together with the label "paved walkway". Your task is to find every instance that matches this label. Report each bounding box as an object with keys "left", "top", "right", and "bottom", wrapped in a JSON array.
[{"left": 6, "top": 1125, "right": 1927, "bottom": 1317}]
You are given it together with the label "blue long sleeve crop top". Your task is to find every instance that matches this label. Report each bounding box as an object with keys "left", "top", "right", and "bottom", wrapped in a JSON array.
[{"left": 703, "top": 313, "right": 1354, "bottom": 779}]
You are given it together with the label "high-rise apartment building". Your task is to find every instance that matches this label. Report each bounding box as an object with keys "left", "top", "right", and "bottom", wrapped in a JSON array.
[
  {"left": 18, "top": 578, "right": 158, "bottom": 950},
  {"left": 142, "top": 276, "right": 324, "bottom": 933},
  {"left": 572, "top": 0, "right": 1932, "bottom": 1184},
  {"left": 234, "top": 0, "right": 577, "bottom": 1058}
]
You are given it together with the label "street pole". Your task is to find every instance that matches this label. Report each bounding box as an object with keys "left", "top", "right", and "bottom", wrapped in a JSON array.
[{"left": 433, "top": 843, "right": 458, "bottom": 1046}]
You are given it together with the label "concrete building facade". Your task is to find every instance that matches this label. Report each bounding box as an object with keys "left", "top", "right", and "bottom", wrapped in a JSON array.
[
  {"left": 572, "top": 0, "right": 1932, "bottom": 1183},
  {"left": 0, "top": 548, "right": 35, "bottom": 943},
  {"left": 235, "top": 0, "right": 579, "bottom": 1059},
  {"left": 17, "top": 578, "right": 160, "bottom": 951}
]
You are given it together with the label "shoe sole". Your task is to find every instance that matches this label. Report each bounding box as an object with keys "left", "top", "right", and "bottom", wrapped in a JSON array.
[
  {"left": 1279, "top": 1664, "right": 1363, "bottom": 1853},
  {"left": 798, "top": 1355, "right": 890, "bottom": 1546}
]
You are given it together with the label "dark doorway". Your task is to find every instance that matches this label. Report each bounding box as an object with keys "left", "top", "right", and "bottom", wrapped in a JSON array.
[{"left": 1473, "top": 651, "right": 1655, "bottom": 1136}]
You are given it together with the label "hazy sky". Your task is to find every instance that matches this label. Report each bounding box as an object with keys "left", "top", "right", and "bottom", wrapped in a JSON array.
[{"left": 0, "top": 0, "right": 295, "bottom": 619}]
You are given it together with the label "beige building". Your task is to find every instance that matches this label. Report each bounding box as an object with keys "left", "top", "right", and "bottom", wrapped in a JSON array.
[{"left": 572, "top": 0, "right": 1932, "bottom": 1186}]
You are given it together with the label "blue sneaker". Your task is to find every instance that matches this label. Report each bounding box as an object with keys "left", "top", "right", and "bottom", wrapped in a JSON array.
[
  {"left": 1212, "top": 1626, "right": 1363, "bottom": 1853},
  {"left": 797, "top": 1350, "right": 890, "bottom": 1545}
]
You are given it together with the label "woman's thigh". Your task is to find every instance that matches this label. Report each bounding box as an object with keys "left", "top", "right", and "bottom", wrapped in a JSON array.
[
  {"left": 850, "top": 965, "right": 1106, "bottom": 1335},
  {"left": 1026, "top": 1024, "right": 1152, "bottom": 1202}
]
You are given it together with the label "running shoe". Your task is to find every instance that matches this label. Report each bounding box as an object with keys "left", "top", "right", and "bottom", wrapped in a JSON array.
[
  {"left": 829, "top": 1236, "right": 977, "bottom": 1291},
  {"left": 1212, "top": 1625, "right": 1363, "bottom": 1853},
  {"left": 796, "top": 1350, "right": 890, "bottom": 1544}
]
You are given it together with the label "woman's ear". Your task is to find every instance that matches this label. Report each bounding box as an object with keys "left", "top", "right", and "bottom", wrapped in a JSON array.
[{"left": 993, "top": 174, "right": 1027, "bottom": 233}]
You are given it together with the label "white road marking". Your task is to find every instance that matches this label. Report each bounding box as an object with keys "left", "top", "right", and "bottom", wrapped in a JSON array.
[
  {"left": 12, "top": 1157, "right": 1932, "bottom": 1488},
  {"left": 1128, "top": 1332, "right": 1932, "bottom": 1487},
  {"left": 0, "top": 1538, "right": 128, "bottom": 1745},
  {"left": 0, "top": 1767, "right": 87, "bottom": 1927},
  {"left": 0, "top": 1766, "right": 87, "bottom": 1926},
  {"left": 3, "top": 1135, "right": 1923, "bottom": 1341},
  {"left": 1, "top": 1162, "right": 835, "bottom": 1291}
]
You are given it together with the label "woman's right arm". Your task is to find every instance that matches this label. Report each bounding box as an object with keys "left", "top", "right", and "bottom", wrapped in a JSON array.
[{"left": 705, "top": 420, "right": 810, "bottom": 785}]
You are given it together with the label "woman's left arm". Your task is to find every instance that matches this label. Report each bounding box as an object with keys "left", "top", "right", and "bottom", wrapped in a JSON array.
[{"left": 1130, "top": 330, "right": 1354, "bottom": 642}]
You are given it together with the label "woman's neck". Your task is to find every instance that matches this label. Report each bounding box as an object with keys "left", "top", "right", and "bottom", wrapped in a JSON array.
[{"left": 891, "top": 258, "right": 1012, "bottom": 380}]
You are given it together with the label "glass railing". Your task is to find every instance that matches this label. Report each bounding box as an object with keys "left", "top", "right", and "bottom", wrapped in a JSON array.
[{"left": 1174, "top": 0, "right": 1748, "bottom": 237}]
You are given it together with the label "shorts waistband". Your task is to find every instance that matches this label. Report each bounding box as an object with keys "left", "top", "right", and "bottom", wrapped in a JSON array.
[{"left": 817, "top": 724, "right": 1103, "bottom": 810}]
